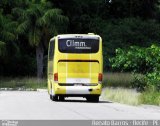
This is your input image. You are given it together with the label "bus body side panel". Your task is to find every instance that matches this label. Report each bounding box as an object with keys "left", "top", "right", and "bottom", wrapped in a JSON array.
[
  {"left": 52, "top": 37, "right": 66, "bottom": 95},
  {"left": 47, "top": 40, "right": 54, "bottom": 95},
  {"left": 48, "top": 60, "right": 53, "bottom": 94}
]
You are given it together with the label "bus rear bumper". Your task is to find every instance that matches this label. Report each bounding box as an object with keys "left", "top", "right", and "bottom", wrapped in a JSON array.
[{"left": 54, "top": 85, "right": 102, "bottom": 95}]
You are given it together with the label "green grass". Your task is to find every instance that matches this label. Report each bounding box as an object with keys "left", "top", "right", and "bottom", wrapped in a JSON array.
[
  {"left": 103, "top": 87, "right": 160, "bottom": 106},
  {"left": 0, "top": 77, "right": 47, "bottom": 90},
  {"left": 103, "top": 73, "right": 160, "bottom": 106},
  {"left": 103, "top": 72, "right": 134, "bottom": 88},
  {"left": 139, "top": 90, "right": 160, "bottom": 106},
  {"left": 103, "top": 87, "right": 141, "bottom": 105}
]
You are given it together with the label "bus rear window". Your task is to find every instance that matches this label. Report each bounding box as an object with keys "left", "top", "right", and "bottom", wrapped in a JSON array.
[{"left": 58, "top": 38, "right": 99, "bottom": 53}]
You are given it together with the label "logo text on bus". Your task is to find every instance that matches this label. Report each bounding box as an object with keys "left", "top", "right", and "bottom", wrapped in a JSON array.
[{"left": 66, "top": 40, "right": 86, "bottom": 47}]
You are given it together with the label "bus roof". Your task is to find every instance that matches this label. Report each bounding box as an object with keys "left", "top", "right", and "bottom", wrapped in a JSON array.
[{"left": 50, "top": 34, "right": 101, "bottom": 41}]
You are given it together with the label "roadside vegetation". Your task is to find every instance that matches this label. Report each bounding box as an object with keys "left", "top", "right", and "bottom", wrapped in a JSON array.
[
  {"left": 139, "top": 90, "right": 160, "bottom": 106},
  {"left": 103, "top": 87, "right": 160, "bottom": 106},
  {"left": 103, "top": 72, "right": 160, "bottom": 106},
  {"left": 0, "top": 77, "right": 46, "bottom": 90},
  {"left": 105, "top": 45, "right": 160, "bottom": 106},
  {"left": 103, "top": 87, "right": 140, "bottom": 106},
  {"left": 102, "top": 73, "right": 140, "bottom": 105}
]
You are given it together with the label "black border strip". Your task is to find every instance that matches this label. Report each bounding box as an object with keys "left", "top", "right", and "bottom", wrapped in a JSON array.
[{"left": 58, "top": 60, "right": 99, "bottom": 63}]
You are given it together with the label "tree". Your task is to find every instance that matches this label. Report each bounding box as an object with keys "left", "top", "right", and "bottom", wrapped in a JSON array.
[
  {"left": 0, "top": 13, "right": 17, "bottom": 56},
  {"left": 106, "top": 0, "right": 159, "bottom": 19},
  {"left": 110, "top": 45, "right": 160, "bottom": 91},
  {"left": 15, "top": 0, "right": 68, "bottom": 78}
]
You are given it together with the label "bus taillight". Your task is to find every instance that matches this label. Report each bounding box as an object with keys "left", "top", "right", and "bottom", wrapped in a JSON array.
[
  {"left": 54, "top": 73, "right": 58, "bottom": 82},
  {"left": 98, "top": 73, "right": 103, "bottom": 83}
]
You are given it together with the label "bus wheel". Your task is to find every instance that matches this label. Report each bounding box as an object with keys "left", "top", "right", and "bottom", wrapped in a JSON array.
[
  {"left": 59, "top": 96, "right": 65, "bottom": 101},
  {"left": 50, "top": 95, "right": 52, "bottom": 100},
  {"left": 53, "top": 95, "right": 58, "bottom": 101},
  {"left": 86, "top": 96, "right": 99, "bottom": 102},
  {"left": 50, "top": 95, "right": 58, "bottom": 101}
]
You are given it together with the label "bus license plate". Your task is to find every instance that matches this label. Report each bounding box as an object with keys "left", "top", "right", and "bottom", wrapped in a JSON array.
[{"left": 74, "top": 84, "right": 82, "bottom": 86}]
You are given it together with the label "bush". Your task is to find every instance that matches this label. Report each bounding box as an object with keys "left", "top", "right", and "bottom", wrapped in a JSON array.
[
  {"left": 110, "top": 45, "right": 160, "bottom": 91},
  {"left": 131, "top": 74, "right": 147, "bottom": 92},
  {"left": 146, "top": 72, "right": 160, "bottom": 91}
]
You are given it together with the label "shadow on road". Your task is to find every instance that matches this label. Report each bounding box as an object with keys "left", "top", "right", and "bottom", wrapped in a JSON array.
[{"left": 57, "top": 99, "right": 112, "bottom": 103}]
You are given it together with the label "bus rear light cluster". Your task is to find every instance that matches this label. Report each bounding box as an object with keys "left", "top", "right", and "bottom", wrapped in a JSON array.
[
  {"left": 98, "top": 73, "right": 103, "bottom": 83},
  {"left": 54, "top": 73, "right": 58, "bottom": 82}
]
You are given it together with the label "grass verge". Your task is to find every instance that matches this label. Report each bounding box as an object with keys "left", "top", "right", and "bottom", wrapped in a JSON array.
[
  {"left": 103, "top": 87, "right": 160, "bottom": 106},
  {"left": 102, "top": 73, "right": 160, "bottom": 106},
  {"left": 103, "top": 87, "right": 141, "bottom": 105},
  {"left": 139, "top": 90, "right": 160, "bottom": 106},
  {"left": 0, "top": 77, "right": 47, "bottom": 90}
]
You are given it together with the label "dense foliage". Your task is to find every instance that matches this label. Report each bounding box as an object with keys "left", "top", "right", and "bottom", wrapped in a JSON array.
[
  {"left": 110, "top": 45, "right": 160, "bottom": 91},
  {"left": 0, "top": 0, "right": 160, "bottom": 78}
]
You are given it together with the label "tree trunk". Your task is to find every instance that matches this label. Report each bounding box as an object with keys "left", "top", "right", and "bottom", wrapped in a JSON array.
[{"left": 36, "top": 42, "right": 44, "bottom": 79}]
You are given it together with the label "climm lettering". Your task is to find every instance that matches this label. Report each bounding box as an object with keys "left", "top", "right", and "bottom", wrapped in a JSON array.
[{"left": 66, "top": 40, "right": 86, "bottom": 47}]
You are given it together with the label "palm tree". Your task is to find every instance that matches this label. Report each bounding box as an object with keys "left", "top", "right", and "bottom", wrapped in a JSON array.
[
  {"left": 15, "top": 0, "right": 68, "bottom": 78},
  {"left": 0, "top": 13, "right": 17, "bottom": 56}
]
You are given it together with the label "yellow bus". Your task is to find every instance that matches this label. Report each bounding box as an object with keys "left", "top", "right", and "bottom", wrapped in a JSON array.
[{"left": 47, "top": 33, "right": 103, "bottom": 102}]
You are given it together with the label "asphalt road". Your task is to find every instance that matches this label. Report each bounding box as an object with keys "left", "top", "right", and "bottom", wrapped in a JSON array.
[{"left": 0, "top": 91, "right": 160, "bottom": 120}]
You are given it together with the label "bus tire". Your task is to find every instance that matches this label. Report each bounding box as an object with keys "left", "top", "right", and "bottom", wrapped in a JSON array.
[
  {"left": 50, "top": 95, "right": 58, "bottom": 101},
  {"left": 50, "top": 95, "right": 52, "bottom": 100},
  {"left": 53, "top": 95, "right": 58, "bottom": 101},
  {"left": 86, "top": 96, "right": 99, "bottom": 102}
]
